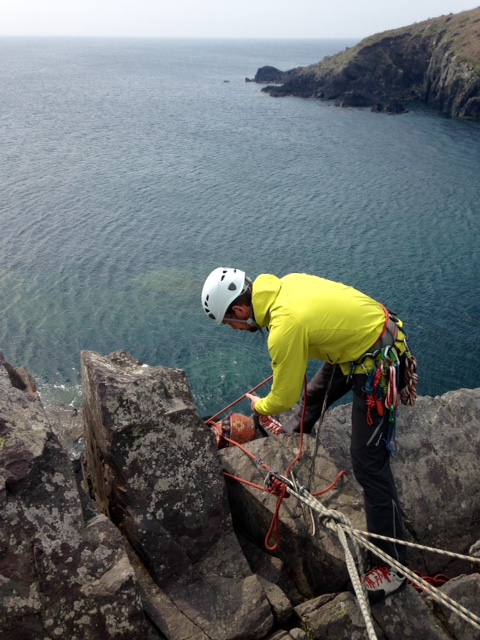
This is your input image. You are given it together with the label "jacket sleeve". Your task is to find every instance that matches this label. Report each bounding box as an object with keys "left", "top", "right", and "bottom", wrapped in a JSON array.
[{"left": 254, "top": 321, "right": 308, "bottom": 416}]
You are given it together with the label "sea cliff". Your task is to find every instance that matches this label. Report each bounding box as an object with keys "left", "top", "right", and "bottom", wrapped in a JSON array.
[
  {"left": 255, "top": 7, "right": 480, "bottom": 118},
  {"left": 1, "top": 349, "right": 479, "bottom": 639}
]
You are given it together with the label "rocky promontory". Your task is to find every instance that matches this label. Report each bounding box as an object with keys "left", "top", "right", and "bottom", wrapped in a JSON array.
[
  {"left": 1, "top": 349, "right": 479, "bottom": 639},
  {"left": 254, "top": 7, "right": 480, "bottom": 118}
]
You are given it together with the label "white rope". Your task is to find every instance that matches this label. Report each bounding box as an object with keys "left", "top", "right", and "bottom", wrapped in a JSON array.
[
  {"left": 273, "top": 475, "right": 480, "bottom": 634},
  {"left": 349, "top": 529, "right": 480, "bottom": 565},
  {"left": 327, "top": 521, "right": 378, "bottom": 640},
  {"left": 349, "top": 529, "right": 480, "bottom": 631}
]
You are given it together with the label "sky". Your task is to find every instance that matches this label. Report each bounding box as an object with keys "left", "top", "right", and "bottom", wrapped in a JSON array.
[{"left": 1, "top": 0, "right": 479, "bottom": 39}]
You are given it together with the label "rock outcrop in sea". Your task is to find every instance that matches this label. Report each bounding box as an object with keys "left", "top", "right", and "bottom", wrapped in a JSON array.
[
  {"left": 254, "top": 7, "right": 480, "bottom": 118},
  {"left": 1, "top": 349, "right": 479, "bottom": 639}
]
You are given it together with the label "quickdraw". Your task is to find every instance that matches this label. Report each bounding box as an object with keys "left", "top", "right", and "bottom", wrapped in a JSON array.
[
  {"left": 364, "top": 346, "right": 400, "bottom": 427},
  {"left": 365, "top": 366, "right": 383, "bottom": 426}
]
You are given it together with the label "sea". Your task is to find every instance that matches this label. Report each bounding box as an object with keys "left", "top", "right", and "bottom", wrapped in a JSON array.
[{"left": 0, "top": 37, "right": 479, "bottom": 418}]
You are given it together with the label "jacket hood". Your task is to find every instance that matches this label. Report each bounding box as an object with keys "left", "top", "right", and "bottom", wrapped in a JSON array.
[{"left": 252, "top": 274, "right": 281, "bottom": 327}]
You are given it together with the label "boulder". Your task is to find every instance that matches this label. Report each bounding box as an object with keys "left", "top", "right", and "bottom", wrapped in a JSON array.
[
  {"left": 393, "top": 390, "right": 480, "bottom": 576},
  {"left": 0, "top": 351, "right": 151, "bottom": 640},
  {"left": 294, "top": 587, "right": 452, "bottom": 639},
  {"left": 426, "top": 573, "right": 480, "bottom": 640},
  {"left": 80, "top": 349, "right": 273, "bottom": 639}
]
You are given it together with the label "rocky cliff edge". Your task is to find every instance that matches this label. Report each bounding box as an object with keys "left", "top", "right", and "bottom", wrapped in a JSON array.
[
  {"left": 254, "top": 7, "right": 480, "bottom": 118},
  {"left": 1, "top": 349, "right": 479, "bottom": 639}
]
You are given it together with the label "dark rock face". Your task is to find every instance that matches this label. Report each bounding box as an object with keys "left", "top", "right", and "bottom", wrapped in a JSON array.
[
  {"left": 307, "top": 389, "right": 480, "bottom": 578},
  {"left": 256, "top": 8, "right": 480, "bottom": 118},
  {"left": 0, "top": 351, "right": 150, "bottom": 640},
  {"left": 221, "top": 436, "right": 365, "bottom": 598},
  {"left": 80, "top": 349, "right": 273, "bottom": 639},
  {"left": 222, "top": 388, "right": 480, "bottom": 580},
  {"left": 2, "top": 347, "right": 480, "bottom": 639},
  {"left": 254, "top": 65, "right": 300, "bottom": 84}
]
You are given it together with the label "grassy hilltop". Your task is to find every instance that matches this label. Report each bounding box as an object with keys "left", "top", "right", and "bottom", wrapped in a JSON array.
[{"left": 256, "top": 7, "right": 480, "bottom": 118}]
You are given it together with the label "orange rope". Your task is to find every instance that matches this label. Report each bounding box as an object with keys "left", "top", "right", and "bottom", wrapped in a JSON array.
[
  {"left": 212, "top": 376, "right": 346, "bottom": 553},
  {"left": 223, "top": 472, "right": 270, "bottom": 493},
  {"left": 206, "top": 375, "right": 273, "bottom": 424},
  {"left": 312, "top": 470, "right": 347, "bottom": 496},
  {"left": 409, "top": 571, "right": 450, "bottom": 592},
  {"left": 262, "top": 377, "right": 310, "bottom": 552}
]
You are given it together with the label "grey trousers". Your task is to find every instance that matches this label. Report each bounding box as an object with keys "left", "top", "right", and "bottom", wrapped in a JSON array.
[{"left": 281, "top": 362, "right": 406, "bottom": 568}]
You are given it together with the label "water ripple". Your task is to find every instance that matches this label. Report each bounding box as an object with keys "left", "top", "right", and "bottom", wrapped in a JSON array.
[{"left": 0, "top": 38, "right": 479, "bottom": 413}]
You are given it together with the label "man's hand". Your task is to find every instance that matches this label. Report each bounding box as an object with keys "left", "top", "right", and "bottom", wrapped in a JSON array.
[{"left": 245, "top": 393, "right": 261, "bottom": 412}]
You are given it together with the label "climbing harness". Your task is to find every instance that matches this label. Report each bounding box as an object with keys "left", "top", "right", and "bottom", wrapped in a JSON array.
[
  {"left": 351, "top": 308, "right": 419, "bottom": 457},
  {"left": 349, "top": 307, "right": 419, "bottom": 414}
]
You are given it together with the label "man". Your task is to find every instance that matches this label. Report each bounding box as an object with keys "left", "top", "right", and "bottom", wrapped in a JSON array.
[{"left": 201, "top": 267, "right": 417, "bottom": 602}]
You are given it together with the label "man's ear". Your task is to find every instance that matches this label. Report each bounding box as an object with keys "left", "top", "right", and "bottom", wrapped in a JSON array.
[{"left": 231, "top": 304, "right": 251, "bottom": 320}]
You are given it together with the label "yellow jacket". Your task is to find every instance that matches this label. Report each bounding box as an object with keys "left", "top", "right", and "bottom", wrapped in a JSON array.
[{"left": 252, "top": 273, "right": 396, "bottom": 416}]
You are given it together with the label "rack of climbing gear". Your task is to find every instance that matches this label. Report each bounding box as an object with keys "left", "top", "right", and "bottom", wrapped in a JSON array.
[
  {"left": 363, "top": 346, "right": 400, "bottom": 425},
  {"left": 361, "top": 345, "right": 405, "bottom": 456}
]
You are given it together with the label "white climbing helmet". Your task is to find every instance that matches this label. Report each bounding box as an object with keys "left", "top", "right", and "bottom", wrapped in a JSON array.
[{"left": 201, "top": 267, "right": 251, "bottom": 324}]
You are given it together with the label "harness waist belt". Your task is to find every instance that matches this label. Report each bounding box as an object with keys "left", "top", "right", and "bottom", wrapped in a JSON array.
[
  {"left": 368, "top": 317, "right": 399, "bottom": 353},
  {"left": 348, "top": 311, "right": 405, "bottom": 377}
]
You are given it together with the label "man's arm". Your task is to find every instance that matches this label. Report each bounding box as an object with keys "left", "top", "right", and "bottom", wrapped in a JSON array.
[{"left": 253, "top": 322, "right": 308, "bottom": 416}]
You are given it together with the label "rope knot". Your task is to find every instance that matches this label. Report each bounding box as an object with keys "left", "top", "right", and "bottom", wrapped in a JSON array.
[{"left": 265, "top": 472, "right": 290, "bottom": 498}]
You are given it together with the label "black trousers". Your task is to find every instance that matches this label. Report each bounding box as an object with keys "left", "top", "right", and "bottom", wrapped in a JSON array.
[{"left": 281, "top": 362, "right": 406, "bottom": 568}]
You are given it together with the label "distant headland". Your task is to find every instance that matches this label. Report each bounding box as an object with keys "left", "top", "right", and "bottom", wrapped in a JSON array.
[{"left": 249, "top": 7, "right": 480, "bottom": 118}]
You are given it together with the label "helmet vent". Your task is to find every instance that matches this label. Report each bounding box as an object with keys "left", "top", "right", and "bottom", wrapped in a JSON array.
[{"left": 228, "top": 283, "right": 237, "bottom": 291}]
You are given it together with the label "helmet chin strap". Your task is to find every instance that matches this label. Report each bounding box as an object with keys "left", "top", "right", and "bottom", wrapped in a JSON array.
[
  {"left": 223, "top": 315, "right": 264, "bottom": 335},
  {"left": 223, "top": 317, "right": 256, "bottom": 327}
]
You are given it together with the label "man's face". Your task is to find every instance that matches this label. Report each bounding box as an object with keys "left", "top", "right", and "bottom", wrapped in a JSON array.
[{"left": 222, "top": 305, "right": 256, "bottom": 331}]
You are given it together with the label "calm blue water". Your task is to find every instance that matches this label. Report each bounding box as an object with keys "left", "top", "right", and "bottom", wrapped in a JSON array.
[{"left": 0, "top": 37, "right": 479, "bottom": 415}]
